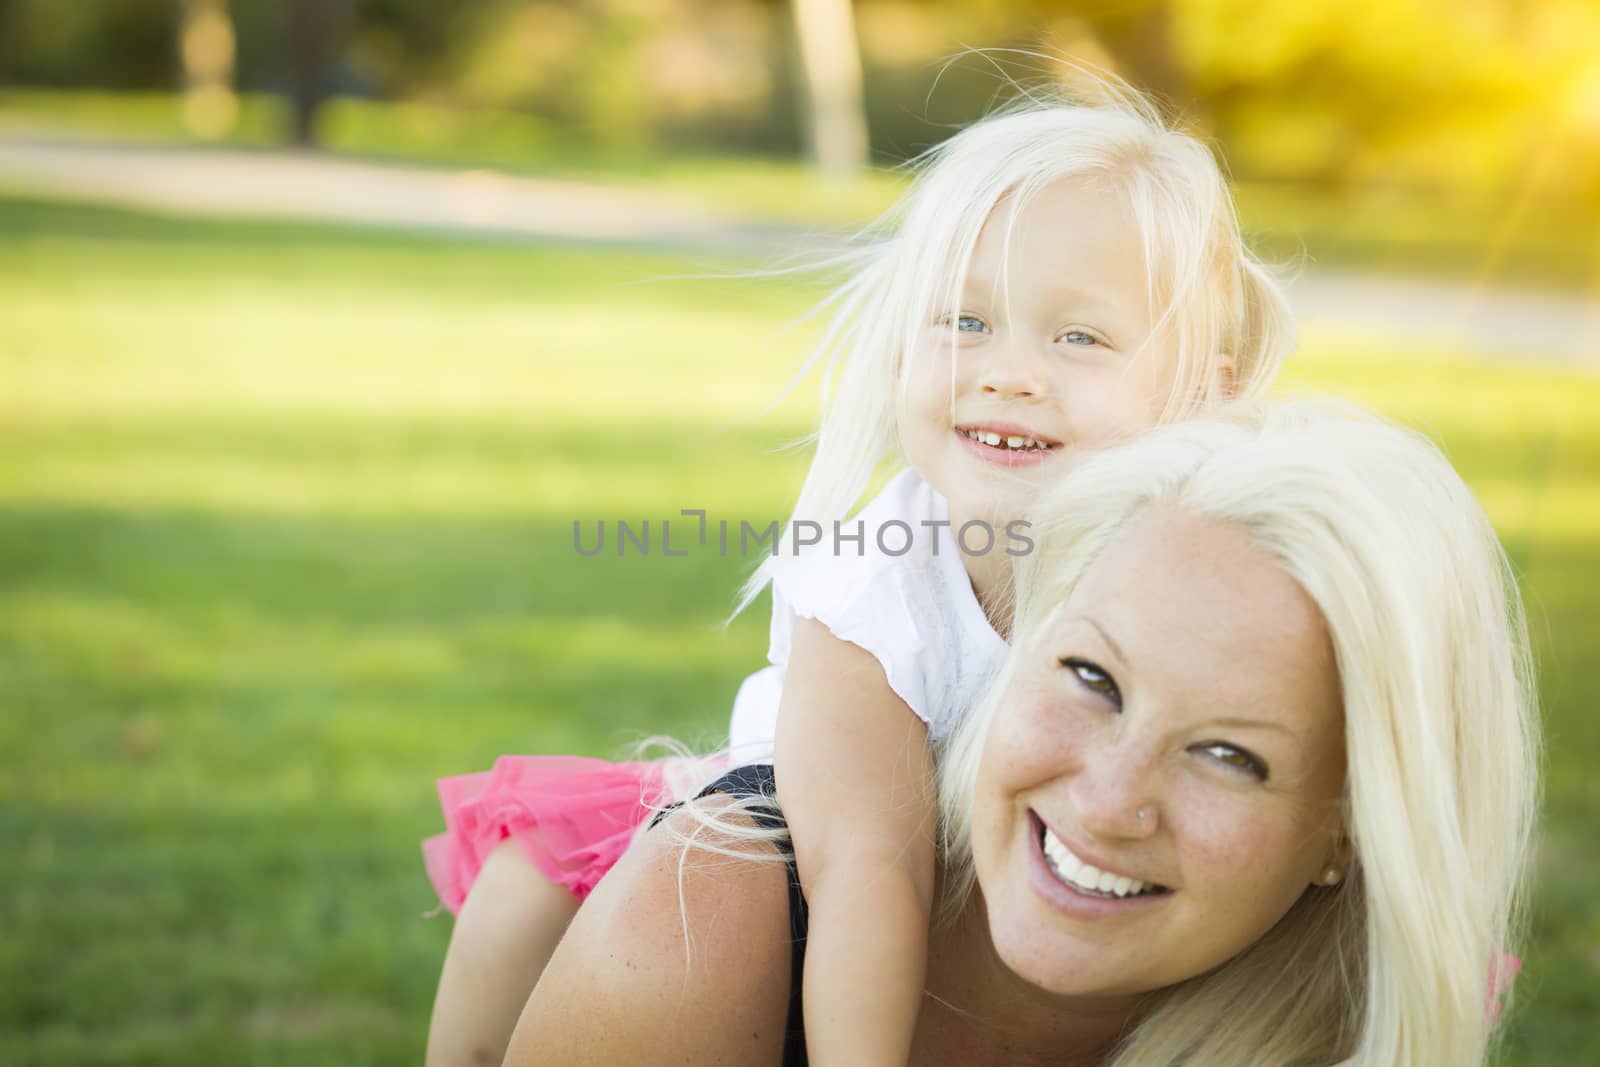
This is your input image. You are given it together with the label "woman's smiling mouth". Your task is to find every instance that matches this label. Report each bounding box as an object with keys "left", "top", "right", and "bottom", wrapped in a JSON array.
[{"left": 1027, "top": 810, "right": 1174, "bottom": 912}]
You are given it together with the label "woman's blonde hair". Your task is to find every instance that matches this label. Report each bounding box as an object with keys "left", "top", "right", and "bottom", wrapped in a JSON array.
[
  {"left": 937, "top": 399, "right": 1541, "bottom": 1065},
  {"left": 737, "top": 71, "right": 1294, "bottom": 614}
]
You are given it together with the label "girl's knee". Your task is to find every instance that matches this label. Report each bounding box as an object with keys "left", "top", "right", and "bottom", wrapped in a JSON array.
[{"left": 463, "top": 840, "right": 579, "bottom": 928}]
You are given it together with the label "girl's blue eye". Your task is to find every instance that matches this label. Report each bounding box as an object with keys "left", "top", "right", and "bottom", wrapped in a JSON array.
[
  {"left": 1061, "top": 329, "right": 1100, "bottom": 346},
  {"left": 1197, "top": 743, "right": 1270, "bottom": 781},
  {"left": 934, "top": 312, "right": 990, "bottom": 335}
]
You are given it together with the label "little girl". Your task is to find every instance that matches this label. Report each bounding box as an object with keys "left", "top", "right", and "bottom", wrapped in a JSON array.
[{"left": 424, "top": 81, "right": 1295, "bottom": 1066}]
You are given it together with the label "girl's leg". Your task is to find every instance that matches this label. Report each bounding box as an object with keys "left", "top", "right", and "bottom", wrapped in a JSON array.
[{"left": 425, "top": 839, "right": 582, "bottom": 1067}]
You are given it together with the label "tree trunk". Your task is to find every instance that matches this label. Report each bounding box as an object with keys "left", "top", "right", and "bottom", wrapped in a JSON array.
[
  {"left": 0, "top": 0, "right": 20, "bottom": 85},
  {"left": 789, "top": 0, "right": 869, "bottom": 178},
  {"left": 284, "top": 0, "right": 350, "bottom": 147},
  {"left": 178, "top": 0, "right": 236, "bottom": 139}
]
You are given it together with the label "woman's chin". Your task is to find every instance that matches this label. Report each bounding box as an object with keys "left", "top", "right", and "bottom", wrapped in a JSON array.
[
  {"left": 975, "top": 831, "right": 1191, "bottom": 1000},
  {"left": 983, "top": 886, "right": 1150, "bottom": 999}
]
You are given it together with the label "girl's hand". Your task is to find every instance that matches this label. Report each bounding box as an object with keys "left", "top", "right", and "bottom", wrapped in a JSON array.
[{"left": 776, "top": 616, "right": 937, "bottom": 1065}]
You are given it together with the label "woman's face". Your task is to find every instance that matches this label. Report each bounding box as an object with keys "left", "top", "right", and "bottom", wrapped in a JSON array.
[{"left": 970, "top": 504, "right": 1348, "bottom": 997}]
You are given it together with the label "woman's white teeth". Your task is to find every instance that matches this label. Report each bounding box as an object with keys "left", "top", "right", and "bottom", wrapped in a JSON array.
[
  {"left": 1041, "top": 825, "right": 1157, "bottom": 898},
  {"left": 963, "top": 429, "right": 1047, "bottom": 450}
]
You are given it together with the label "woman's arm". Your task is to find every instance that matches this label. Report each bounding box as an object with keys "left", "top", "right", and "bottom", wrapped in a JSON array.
[
  {"left": 775, "top": 616, "right": 937, "bottom": 1065},
  {"left": 503, "top": 803, "right": 796, "bottom": 1066}
]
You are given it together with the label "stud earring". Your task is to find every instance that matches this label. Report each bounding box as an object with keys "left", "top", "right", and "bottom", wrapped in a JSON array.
[{"left": 1321, "top": 866, "right": 1342, "bottom": 886}]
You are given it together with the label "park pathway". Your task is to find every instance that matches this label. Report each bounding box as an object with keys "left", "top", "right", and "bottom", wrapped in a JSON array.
[{"left": 2, "top": 134, "right": 1595, "bottom": 367}]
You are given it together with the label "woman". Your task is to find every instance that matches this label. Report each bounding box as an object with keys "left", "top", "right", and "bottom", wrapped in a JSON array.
[{"left": 504, "top": 401, "right": 1539, "bottom": 1066}]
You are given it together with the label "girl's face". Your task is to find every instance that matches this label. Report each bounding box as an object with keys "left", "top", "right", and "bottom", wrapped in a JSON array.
[
  {"left": 970, "top": 504, "right": 1348, "bottom": 997},
  {"left": 897, "top": 178, "right": 1195, "bottom": 531}
]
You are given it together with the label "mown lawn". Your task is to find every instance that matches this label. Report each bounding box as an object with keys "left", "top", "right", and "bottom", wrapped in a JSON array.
[{"left": 0, "top": 193, "right": 1595, "bottom": 1064}]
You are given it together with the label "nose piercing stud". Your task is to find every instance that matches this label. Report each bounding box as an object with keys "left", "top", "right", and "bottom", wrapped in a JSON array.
[{"left": 1136, "top": 806, "right": 1150, "bottom": 821}]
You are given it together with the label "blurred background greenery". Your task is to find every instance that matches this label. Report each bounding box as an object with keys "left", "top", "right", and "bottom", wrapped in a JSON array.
[{"left": 0, "top": 1, "right": 1596, "bottom": 1064}]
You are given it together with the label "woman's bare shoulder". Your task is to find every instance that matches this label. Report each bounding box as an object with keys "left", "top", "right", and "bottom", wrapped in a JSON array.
[{"left": 504, "top": 799, "right": 797, "bottom": 1066}]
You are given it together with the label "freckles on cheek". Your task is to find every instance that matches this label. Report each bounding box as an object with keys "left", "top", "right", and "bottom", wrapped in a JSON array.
[
  {"left": 991, "top": 696, "right": 1084, "bottom": 789},
  {"left": 1179, "top": 796, "right": 1286, "bottom": 885}
]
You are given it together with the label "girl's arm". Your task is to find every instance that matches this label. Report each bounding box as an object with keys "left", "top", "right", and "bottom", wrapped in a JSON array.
[
  {"left": 775, "top": 616, "right": 937, "bottom": 1066},
  {"left": 503, "top": 803, "right": 795, "bottom": 1066}
]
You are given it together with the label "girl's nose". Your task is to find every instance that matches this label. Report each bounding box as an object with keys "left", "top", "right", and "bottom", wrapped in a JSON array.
[{"left": 977, "top": 340, "right": 1048, "bottom": 399}]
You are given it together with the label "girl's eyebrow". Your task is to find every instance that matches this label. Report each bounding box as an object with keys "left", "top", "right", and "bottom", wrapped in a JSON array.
[
  {"left": 959, "top": 272, "right": 999, "bottom": 298},
  {"left": 958, "top": 277, "right": 1123, "bottom": 315},
  {"left": 1043, "top": 286, "right": 1123, "bottom": 313}
]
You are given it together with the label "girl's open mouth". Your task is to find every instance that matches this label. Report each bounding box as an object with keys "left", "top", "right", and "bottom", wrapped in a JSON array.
[
  {"left": 955, "top": 426, "right": 1063, "bottom": 468},
  {"left": 958, "top": 427, "right": 1058, "bottom": 453}
]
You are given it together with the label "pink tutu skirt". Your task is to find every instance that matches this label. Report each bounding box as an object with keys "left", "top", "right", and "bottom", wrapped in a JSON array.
[{"left": 422, "top": 754, "right": 675, "bottom": 913}]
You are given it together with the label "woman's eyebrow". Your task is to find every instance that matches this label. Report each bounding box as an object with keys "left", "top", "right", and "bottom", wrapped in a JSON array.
[
  {"left": 1074, "top": 617, "right": 1306, "bottom": 749},
  {"left": 1206, "top": 716, "right": 1307, "bottom": 762},
  {"left": 1079, "top": 615, "right": 1130, "bottom": 664},
  {"left": 1205, "top": 716, "right": 1296, "bottom": 738}
]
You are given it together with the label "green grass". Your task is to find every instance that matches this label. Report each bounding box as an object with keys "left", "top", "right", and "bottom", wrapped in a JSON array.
[{"left": 0, "top": 193, "right": 1596, "bottom": 1063}]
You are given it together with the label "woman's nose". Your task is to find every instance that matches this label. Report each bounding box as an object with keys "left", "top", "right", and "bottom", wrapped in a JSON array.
[
  {"left": 977, "top": 338, "right": 1048, "bottom": 399},
  {"left": 1067, "top": 741, "right": 1163, "bottom": 840}
]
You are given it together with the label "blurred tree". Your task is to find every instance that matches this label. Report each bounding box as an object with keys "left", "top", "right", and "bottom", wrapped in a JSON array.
[
  {"left": 346, "top": 0, "right": 494, "bottom": 95},
  {"left": 1028, "top": 0, "right": 1189, "bottom": 105},
  {"left": 0, "top": 0, "right": 174, "bottom": 89},
  {"left": 1171, "top": 0, "right": 1540, "bottom": 188},
  {"left": 284, "top": 0, "right": 353, "bottom": 145},
  {"left": 178, "top": 0, "right": 237, "bottom": 139},
  {"left": 0, "top": 0, "right": 1591, "bottom": 199},
  {"left": 0, "top": 0, "right": 15, "bottom": 85},
  {"left": 789, "top": 0, "right": 869, "bottom": 175}
]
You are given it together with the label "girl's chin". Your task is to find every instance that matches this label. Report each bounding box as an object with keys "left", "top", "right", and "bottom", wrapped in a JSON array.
[{"left": 945, "top": 491, "right": 1033, "bottom": 534}]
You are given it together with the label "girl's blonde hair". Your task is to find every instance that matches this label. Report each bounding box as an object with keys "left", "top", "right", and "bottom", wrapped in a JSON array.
[
  {"left": 738, "top": 73, "right": 1294, "bottom": 613},
  {"left": 937, "top": 399, "right": 1541, "bottom": 1065}
]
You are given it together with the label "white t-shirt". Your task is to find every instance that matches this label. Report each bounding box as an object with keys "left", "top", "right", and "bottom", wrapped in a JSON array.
[{"left": 726, "top": 469, "right": 1008, "bottom": 763}]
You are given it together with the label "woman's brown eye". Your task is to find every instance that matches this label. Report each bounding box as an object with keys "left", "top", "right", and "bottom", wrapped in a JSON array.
[
  {"left": 1061, "top": 657, "right": 1122, "bottom": 708},
  {"left": 1198, "top": 743, "right": 1270, "bottom": 781}
]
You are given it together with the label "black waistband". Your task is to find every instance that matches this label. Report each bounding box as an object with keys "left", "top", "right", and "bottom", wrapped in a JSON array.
[{"left": 649, "top": 763, "right": 808, "bottom": 1065}]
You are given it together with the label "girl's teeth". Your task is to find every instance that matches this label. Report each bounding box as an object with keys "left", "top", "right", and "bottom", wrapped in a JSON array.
[{"left": 963, "top": 429, "right": 1048, "bottom": 451}]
